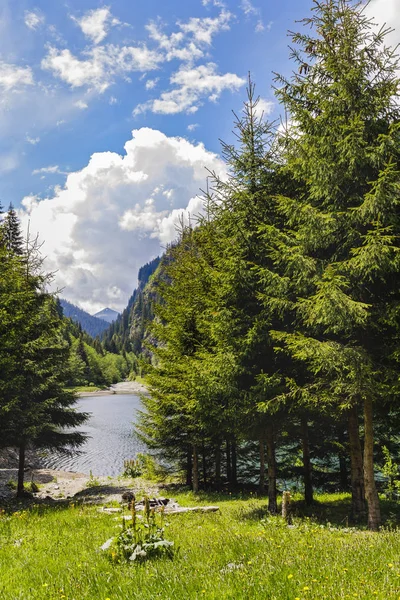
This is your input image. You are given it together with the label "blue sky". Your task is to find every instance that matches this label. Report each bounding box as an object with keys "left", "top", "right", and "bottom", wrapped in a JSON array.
[{"left": 0, "top": 0, "right": 396, "bottom": 312}]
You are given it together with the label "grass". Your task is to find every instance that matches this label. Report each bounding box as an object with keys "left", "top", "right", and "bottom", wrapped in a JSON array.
[
  {"left": 66, "top": 385, "right": 108, "bottom": 393},
  {"left": 1, "top": 491, "right": 400, "bottom": 599}
]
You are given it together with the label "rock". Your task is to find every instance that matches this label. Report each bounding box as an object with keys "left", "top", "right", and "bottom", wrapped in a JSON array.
[{"left": 121, "top": 491, "right": 135, "bottom": 503}]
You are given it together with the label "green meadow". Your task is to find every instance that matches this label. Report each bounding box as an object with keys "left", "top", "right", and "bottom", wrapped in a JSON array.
[{"left": 1, "top": 491, "right": 400, "bottom": 600}]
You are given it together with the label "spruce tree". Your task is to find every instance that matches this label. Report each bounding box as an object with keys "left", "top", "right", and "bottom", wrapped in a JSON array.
[
  {"left": 3, "top": 203, "right": 24, "bottom": 255},
  {"left": 262, "top": 0, "right": 400, "bottom": 529},
  {"left": 0, "top": 240, "right": 88, "bottom": 497}
]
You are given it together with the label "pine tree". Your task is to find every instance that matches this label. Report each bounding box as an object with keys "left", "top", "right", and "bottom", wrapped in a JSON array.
[
  {"left": 3, "top": 203, "right": 24, "bottom": 255},
  {"left": 0, "top": 239, "right": 88, "bottom": 497},
  {"left": 261, "top": 0, "right": 400, "bottom": 529}
]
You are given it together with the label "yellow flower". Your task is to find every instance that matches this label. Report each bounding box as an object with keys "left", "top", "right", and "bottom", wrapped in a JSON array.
[
  {"left": 303, "top": 586, "right": 310, "bottom": 591},
  {"left": 287, "top": 574, "right": 293, "bottom": 579},
  {"left": 388, "top": 563, "right": 394, "bottom": 568}
]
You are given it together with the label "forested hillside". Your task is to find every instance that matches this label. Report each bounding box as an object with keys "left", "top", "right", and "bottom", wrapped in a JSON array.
[
  {"left": 60, "top": 299, "right": 110, "bottom": 338},
  {"left": 103, "top": 256, "right": 161, "bottom": 354}
]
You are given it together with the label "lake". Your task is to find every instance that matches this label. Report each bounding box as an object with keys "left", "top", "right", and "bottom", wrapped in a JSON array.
[{"left": 42, "top": 394, "right": 147, "bottom": 476}]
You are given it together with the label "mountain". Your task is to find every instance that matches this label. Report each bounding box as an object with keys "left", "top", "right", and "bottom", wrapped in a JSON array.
[
  {"left": 102, "top": 256, "right": 161, "bottom": 354},
  {"left": 93, "top": 307, "right": 119, "bottom": 324},
  {"left": 59, "top": 299, "right": 110, "bottom": 338}
]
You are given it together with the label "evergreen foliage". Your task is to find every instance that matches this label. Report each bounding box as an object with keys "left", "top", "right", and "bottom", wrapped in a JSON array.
[
  {"left": 136, "top": 0, "right": 400, "bottom": 531},
  {"left": 102, "top": 256, "right": 160, "bottom": 355},
  {"left": 0, "top": 224, "right": 88, "bottom": 496},
  {"left": 2, "top": 203, "right": 24, "bottom": 255}
]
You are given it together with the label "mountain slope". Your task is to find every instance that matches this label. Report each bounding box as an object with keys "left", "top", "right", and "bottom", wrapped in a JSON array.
[
  {"left": 59, "top": 299, "right": 110, "bottom": 338},
  {"left": 93, "top": 307, "right": 119, "bottom": 323},
  {"left": 102, "top": 256, "right": 161, "bottom": 353}
]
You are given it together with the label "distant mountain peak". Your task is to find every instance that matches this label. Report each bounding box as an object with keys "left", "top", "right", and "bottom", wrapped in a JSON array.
[{"left": 93, "top": 307, "right": 119, "bottom": 324}]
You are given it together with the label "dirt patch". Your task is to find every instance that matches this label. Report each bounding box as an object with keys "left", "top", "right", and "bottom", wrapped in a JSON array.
[{"left": 0, "top": 467, "right": 160, "bottom": 505}]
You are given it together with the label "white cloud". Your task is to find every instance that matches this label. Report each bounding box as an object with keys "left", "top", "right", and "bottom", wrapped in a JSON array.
[
  {"left": 20, "top": 128, "right": 226, "bottom": 313},
  {"left": 255, "top": 97, "right": 274, "bottom": 118},
  {"left": 72, "top": 7, "right": 120, "bottom": 45},
  {"left": 146, "top": 10, "right": 232, "bottom": 64},
  {"left": 187, "top": 123, "right": 199, "bottom": 131},
  {"left": 179, "top": 10, "right": 232, "bottom": 45},
  {"left": 74, "top": 99, "right": 88, "bottom": 109},
  {"left": 363, "top": 0, "right": 400, "bottom": 49},
  {"left": 240, "top": 0, "right": 265, "bottom": 32},
  {"left": 0, "top": 61, "right": 34, "bottom": 92},
  {"left": 109, "top": 96, "right": 118, "bottom": 104},
  {"left": 42, "top": 44, "right": 162, "bottom": 92},
  {"left": 32, "top": 165, "right": 64, "bottom": 175},
  {"left": 202, "top": 0, "right": 226, "bottom": 6},
  {"left": 255, "top": 20, "right": 265, "bottom": 33},
  {"left": 134, "top": 62, "right": 245, "bottom": 115},
  {"left": 24, "top": 10, "right": 45, "bottom": 30},
  {"left": 145, "top": 78, "right": 159, "bottom": 90},
  {"left": 26, "top": 135, "right": 40, "bottom": 145}
]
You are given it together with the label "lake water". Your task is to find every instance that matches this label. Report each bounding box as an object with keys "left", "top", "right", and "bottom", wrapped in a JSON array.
[{"left": 42, "top": 394, "right": 147, "bottom": 476}]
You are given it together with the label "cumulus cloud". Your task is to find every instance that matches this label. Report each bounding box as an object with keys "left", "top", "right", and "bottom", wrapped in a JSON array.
[
  {"left": 74, "top": 99, "right": 88, "bottom": 109},
  {"left": 42, "top": 45, "right": 162, "bottom": 92},
  {"left": 179, "top": 10, "right": 232, "bottom": 45},
  {"left": 255, "top": 97, "right": 274, "bottom": 118},
  {"left": 24, "top": 10, "right": 45, "bottom": 30},
  {"left": 0, "top": 61, "right": 34, "bottom": 92},
  {"left": 72, "top": 7, "right": 121, "bottom": 45},
  {"left": 363, "top": 0, "right": 400, "bottom": 49},
  {"left": 146, "top": 10, "right": 232, "bottom": 64},
  {"left": 145, "top": 78, "right": 159, "bottom": 90},
  {"left": 20, "top": 128, "right": 226, "bottom": 314},
  {"left": 134, "top": 62, "right": 245, "bottom": 115}
]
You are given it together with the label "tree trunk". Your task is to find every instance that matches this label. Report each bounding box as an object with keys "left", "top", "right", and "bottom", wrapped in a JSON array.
[
  {"left": 231, "top": 438, "right": 237, "bottom": 487},
  {"left": 301, "top": 416, "right": 313, "bottom": 505},
  {"left": 17, "top": 443, "right": 26, "bottom": 498},
  {"left": 282, "top": 491, "right": 291, "bottom": 522},
  {"left": 215, "top": 444, "right": 221, "bottom": 488},
  {"left": 259, "top": 438, "right": 266, "bottom": 494},
  {"left": 348, "top": 406, "right": 366, "bottom": 522},
  {"left": 192, "top": 445, "right": 199, "bottom": 493},
  {"left": 363, "top": 397, "right": 381, "bottom": 531},
  {"left": 202, "top": 441, "right": 207, "bottom": 488},
  {"left": 266, "top": 423, "right": 277, "bottom": 514},
  {"left": 339, "top": 454, "right": 348, "bottom": 490},
  {"left": 186, "top": 448, "right": 192, "bottom": 487},
  {"left": 226, "top": 440, "right": 231, "bottom": 484}
]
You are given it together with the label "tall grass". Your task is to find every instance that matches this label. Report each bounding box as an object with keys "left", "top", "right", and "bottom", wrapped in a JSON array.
[{"left": 1, "top": 492, "right": 400, "bottom": 599}]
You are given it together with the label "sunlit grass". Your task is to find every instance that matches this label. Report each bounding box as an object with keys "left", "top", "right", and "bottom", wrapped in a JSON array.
[{"left": 1, "top": 492, "right": 400, "bottom": 599}]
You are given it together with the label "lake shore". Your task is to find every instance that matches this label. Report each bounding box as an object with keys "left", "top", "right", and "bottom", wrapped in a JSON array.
[
  {"left": 77, "top": 380, "right": 148, "bottom": 396},
  {"left": 0, "top": 467, "right": 160, "bottom": 503}
]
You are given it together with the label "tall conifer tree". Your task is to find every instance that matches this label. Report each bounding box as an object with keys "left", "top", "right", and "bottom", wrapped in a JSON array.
[
  {"left": 3, "top": 203, "right": 24, "bottom": 255},
  {"left": 262, "top": 0, "right": 400, "bottom": 529}
]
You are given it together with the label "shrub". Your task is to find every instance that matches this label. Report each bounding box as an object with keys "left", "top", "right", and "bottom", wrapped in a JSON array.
[{"left": 101, "top": 497, "right": 174, "bottom": 563}]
